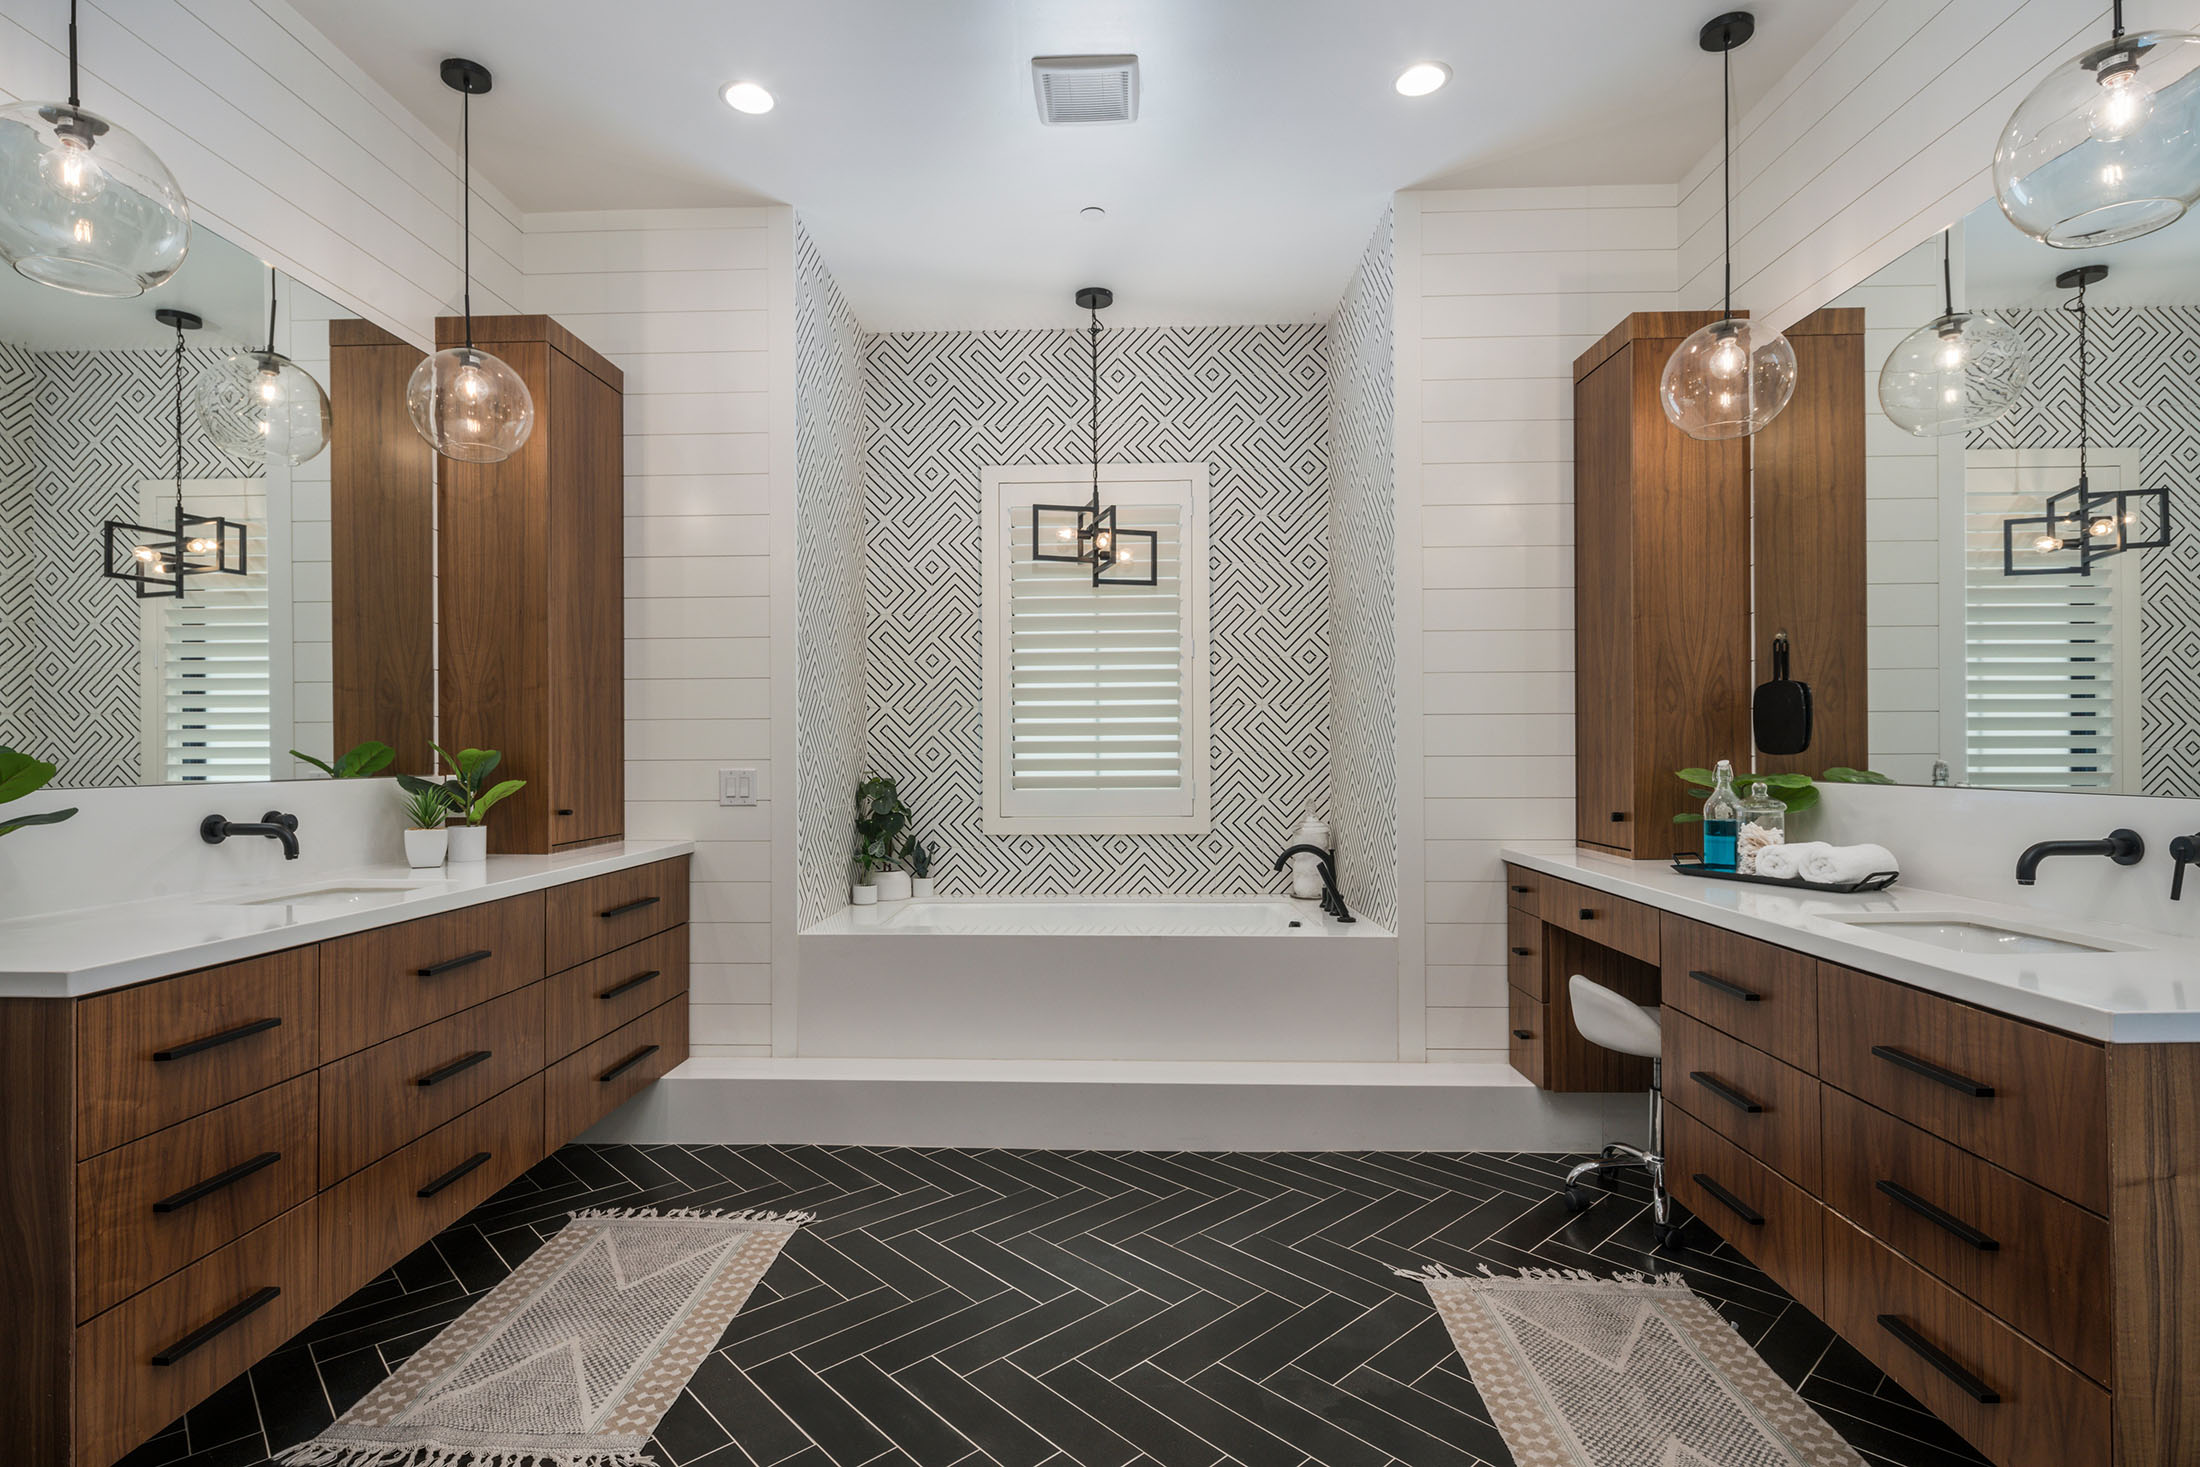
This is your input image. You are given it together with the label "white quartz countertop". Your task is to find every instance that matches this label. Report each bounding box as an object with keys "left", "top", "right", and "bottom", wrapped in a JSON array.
[
  {"left": 0, "top": 840, "right": 695, "bottom": 998},
  {"left": 1502, "top": 843, "right": 2200, "bottom": 1044}
]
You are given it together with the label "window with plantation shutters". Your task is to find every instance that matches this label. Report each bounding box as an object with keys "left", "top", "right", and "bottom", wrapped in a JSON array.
[{"left": 982, "top": 463, "right": 1211, "bottom": 834}]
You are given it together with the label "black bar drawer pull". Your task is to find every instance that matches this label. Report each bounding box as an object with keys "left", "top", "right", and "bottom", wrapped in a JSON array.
[
  {"left": 1511, "top": 1028, "right": 1534, "bottom": 1041},
  {"left": 1871, "top": 1045, "right": 1995, "bottom": 1098},
  {"left": 152, "top": 1016, "right": 281, "bottom": 1062},
  {"left": 151, "top": 1286, "right": 281, "bottom": 1366},
  {"left": 1688, "top": 1071, "right": 1764, "bottom": 1114},
  {"left": 1876, "top": 1314, "right": 2000, "bottom": 1404},
  {"left": 1689, "top": 969, "right": 1762, "bottom": 1003},
  {"left": 600, "top": 895, "right": 662, "bottom": 920},
  {"left": 417, "top": 1151, "right": 493, "bottom": 1199},
  {"left": 415, "top": 1050, "right": 492, "bottom": 1088},
  {"left": 1578, "top": 908, "right": 1595, "bottom": 921},
  {"left": 1877, "top": 1179, "right": 2001, "bottom": 1252},
  {"left": 151, "top": 1152, "right": 282, "bottom": 1214},
  {"left": 598, "top": 969, "right": 663, "bottom": 1001},
  {"left": 1510, "top": 946, "right": 1533, "bottom": 957},
  {"left": 599, "top": 1044, "right": 661, "bottom": 1083},
  {"left": 1510, "top": 884, "right": 1532, "bottom": 894},
  {"left": 417, "top": 949, "right": 493, "bottom": 978},
  {"left": 1691, "top": 1173, "right": 1764, "bottom": 1225}
]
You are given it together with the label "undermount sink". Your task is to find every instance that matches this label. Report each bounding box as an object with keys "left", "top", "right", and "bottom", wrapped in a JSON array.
[
  {"left": 210, "top": 880, "right": 446, "bottom": 918},
  {"left": 1832, "top": 914, "right": 2127, "bottom": 956}
]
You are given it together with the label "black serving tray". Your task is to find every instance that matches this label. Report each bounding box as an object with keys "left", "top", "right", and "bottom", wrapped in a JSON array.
[{"left": 1670, "top": 854, "right": 1898, "bottom": 895}]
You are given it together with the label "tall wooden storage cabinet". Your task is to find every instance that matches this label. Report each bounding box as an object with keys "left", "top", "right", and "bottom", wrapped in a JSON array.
[
  {"left": 1572, "top": 312, "right": 1751, "bottom": 858},
  {"left": 436, "top": 316, "right": 625, "bottom": 854}
]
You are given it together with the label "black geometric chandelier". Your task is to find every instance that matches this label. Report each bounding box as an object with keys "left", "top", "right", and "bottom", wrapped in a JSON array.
[
  {"left": 1031, "top": 286, "right": 1156, "bottom": 587},
  {"left": 2002, "top": 264, "right": 2173, "bottom": 576},
  {"left": 102, "top": 307, "right": 248, "bottom": 598}
]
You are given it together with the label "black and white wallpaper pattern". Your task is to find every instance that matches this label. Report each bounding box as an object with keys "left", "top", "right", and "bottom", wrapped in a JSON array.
[
  {"left": 862, "top": 323, "right": 1333, "bottom": 895},
  {"left": 794, "top": 220, "right": 870, "bottom": 926},
  {"left": 1966, "top": 305, "right": 2200, "bottom": 798}
]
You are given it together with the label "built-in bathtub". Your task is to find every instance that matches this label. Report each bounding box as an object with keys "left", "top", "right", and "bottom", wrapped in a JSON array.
[{"left": 798, "top": 896, "right": 1398, "bottom": 1061}]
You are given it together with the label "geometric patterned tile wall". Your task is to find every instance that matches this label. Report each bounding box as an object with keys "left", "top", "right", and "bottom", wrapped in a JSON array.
[
  {"left": 794, "top": 219, "right": 870, "bottom": 926},
  {"left": 862, "top": 323, "right": 1332, "bottom": 895},
  {"left": 1325, "top": 210, "right": 1399, "bottom": 931},
  {"left": 1965, "top": 305, "right": 2200, "bottom": 798},
  {"left": 0, "top": 342, "right": 34, "bottom": 744}
]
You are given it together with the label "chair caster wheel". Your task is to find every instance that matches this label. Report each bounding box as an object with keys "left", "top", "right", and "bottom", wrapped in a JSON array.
[
  {"left": 1654, "top": 1221, "right": 1687, "bottom": 1252},
  {"left": 1564, "top": 1186, "right": 1591, "bottom": 1214}
]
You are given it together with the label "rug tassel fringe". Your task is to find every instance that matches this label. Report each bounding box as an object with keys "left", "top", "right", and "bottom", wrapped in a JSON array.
[
  {"left": 275, "top": 1446, "right": 657, "bottom": 1467},
  {"left": 570, "top": 1206, "right": 816, "bottom": 1225},
  {"left": 1396, "top": 1262, "right": 1692, "bottom": 1291}
]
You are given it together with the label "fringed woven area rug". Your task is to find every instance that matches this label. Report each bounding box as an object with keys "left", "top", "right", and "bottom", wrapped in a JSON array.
[
  {"left": 279, "top": 1208, "right": 812, "bottom": 1467},
  {"left": 1400, "top": 1265, "right": 1865, "bottom": 1467}
]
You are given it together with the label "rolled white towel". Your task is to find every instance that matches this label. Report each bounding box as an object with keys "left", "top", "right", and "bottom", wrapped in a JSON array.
[
  {"left": 1753, "top": 842, "right": 1823, "bottom": 881},
  {"left": 1800, "top": 843, "right": 1900, "bottom": 885}
]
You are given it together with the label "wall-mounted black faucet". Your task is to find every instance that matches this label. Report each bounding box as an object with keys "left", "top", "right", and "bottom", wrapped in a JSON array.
[
  {"left": 2014, "top": 828, "right": 2142, "bottom": 886},
  {"left": 202, "top": 810, "right": 301, "bottom": 860},
  {"left": 2171, "top": 833, "right": 2200, "bottom": 900},
  {"left": 1274, "top": 843, "right": 1354, "bottom": 923}
]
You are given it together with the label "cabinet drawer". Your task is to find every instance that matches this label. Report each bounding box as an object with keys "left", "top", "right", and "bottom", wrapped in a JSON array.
[
  {"left": 546, "top": 925, "right": 690, "bottom": 1060},
  {"left": 321, "top": 1074, "right": 544, "bottom": 1290},
  {"left": 1502, "top": 864, "right": 1545, "bottom": 918},
  {"left": 1818, "top": 1087, "right": 2108, "bottom": 1383},
  {"left": 318, "top": 983, "right": 544, "bottom": 1184},
  {"left": 1543, "top": 878, "right": 1659, "bottom": 964},
  {"left": 73, "top": 1199, "right": 322, "bottom": 1467},
  {"left": 1660, "top": 913, "right": 1817, "bottom": 1071},
  {"left": 76, "top": 1073, "right": 319, "bottom": 1323},
  {"left": 1821, "top": 1215, "right": 2108, "bottom": 1467},
  {"left": 78, "top": 947, "right": 320, "bottom": 1157},
  {"left": 546, "top": 993, "right": 689, "bottom": 1149},
  {"left": 1663, "top": 1007, "right": 1820, "bottom": 1193},
  {"left": 1817, "top": 963, "right": 2106, "bottom": 1211},
  {"left": 1505, "top": 906, "right": 1544, "bottom": 1000},
  {"left": 1666, "top": 1105, "right": 1823, "bottom": 1313},
  {"left": 1507, "top": 989, "right": 1546, "bottom": 1088},
  {"left": 319, "top": 892, "right": 544, "bottom": 1060},
  {"left": 545, "top": 856, "right": 689, "bottom": 973}
]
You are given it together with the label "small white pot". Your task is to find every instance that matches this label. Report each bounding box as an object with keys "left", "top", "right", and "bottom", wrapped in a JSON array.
[
  {"left": 851, "top": 882, "right": 879, "bottom": 906},
  {"left": 447, "top": 825, "right": 489, "bottom": 863},
  {"left": 404, "top": 827, "right": 449, "bottom": 869},
  {"left": 911, "top": 877, "right": 935, "bottom": 898},
  {"left": 876, "top": 870, "right": 912, "bottom": 901}
]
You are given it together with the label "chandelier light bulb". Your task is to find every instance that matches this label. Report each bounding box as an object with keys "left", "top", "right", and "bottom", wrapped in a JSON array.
[{"left": 2034, "top": 533, "right": 2063, "bottom": 554}]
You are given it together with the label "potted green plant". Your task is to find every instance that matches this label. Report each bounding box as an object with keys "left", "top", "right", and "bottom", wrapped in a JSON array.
[
  {"left": 398, "top": 781, "right": 449, "bottom": 868},
  {"left": 0, "top": 746, "right": 77, "bottom": 839},
  {"left": 401, "top": 743, "right": 524, "bottom": 863},
  {"left": 853, "top": 772, "right": 910, "bottom": 903},
  {"left": 907, "top": 835, "right": 935, "bottom": 898},
  {"left": 290, "top": 739, "right": 394, "bottom": 779}
]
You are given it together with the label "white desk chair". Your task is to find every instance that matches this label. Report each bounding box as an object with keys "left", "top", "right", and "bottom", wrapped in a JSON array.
[{"left": 1563, "top": 973, "right": 1682, "bottom": 1249}]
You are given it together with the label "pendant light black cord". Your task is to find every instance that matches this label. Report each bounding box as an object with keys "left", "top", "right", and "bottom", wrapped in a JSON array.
[
  {"left": 2112, "top": 0, "right": 2125, "bottom": 39},
  {"left": 1941, "top": 230, "right": 1955, "bottom": 318},
  {"left": 1722, "top": 42, "right": 1733, "bottom": 319},
  {"left": 1088, "top": 303, "right": 1101, "bottom": 517},
  {"left": 2073, "top": 276, "right": 2091, "bottom": 492},
  {"left": 66, "top": 0, "right": 81, "bottom": 109},
  {"left": 265, "top": 268, "right": 279, "bottom": 354},
  {"left": 461, "top": 84, "right": 473, "bottom": 349},
  {"left": 171, "top": 318, "right": 185, "bottom": 513}
]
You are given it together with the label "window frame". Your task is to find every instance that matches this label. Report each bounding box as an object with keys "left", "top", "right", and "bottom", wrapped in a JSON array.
[{"left": 980, "top": 461, "right": 1212, "bottom": 835}]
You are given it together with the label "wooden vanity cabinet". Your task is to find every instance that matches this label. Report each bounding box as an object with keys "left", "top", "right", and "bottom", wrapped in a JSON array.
[
  {"left": 1502, "top": 865, "right": 1661, "bottom": 1091},
  {"left": 0, "top": 854, "right": 690, "bottom": 1467}
]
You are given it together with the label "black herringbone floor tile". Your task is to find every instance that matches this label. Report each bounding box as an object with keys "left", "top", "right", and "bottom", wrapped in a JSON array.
[{"left": 125, "top": 1143, "right": 1991, "bottom": 1467}]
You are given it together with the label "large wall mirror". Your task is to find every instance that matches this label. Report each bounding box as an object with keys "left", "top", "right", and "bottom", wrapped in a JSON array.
[
  {"left": 1, "top": 223, "right": 433, "bottom": 789},
  {"left": 1830, "top": 192, "right": 2196, "bottom": 797}
]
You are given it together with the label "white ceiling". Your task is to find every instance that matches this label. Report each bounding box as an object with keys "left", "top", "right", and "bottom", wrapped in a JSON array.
[
  {"left": 1, "top": 224, "right": 267, "bottom": 352},
  {"left": 1965, "top": 193, "right": 2200, "bottom": 310},
  {"left": 290, "top": 0, "right": 1850, "bottom": 331}
]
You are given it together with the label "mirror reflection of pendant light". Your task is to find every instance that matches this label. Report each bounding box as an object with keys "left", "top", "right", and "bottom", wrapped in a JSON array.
[
  {"left": 102, "top": 309, "right": 249, "bottom": 598},
  {"left": 1660, "top": 11, "right": 1796, "bottom": 441},
  {"left": 0, "top": 0, "right": 191, "bottom": 296},
  {"left": 1877, "top": 230, "right": 2029, "bottom": 438},
  {"left": 196, "top": 268, "right": 332, "bottom": 465},
  {"left": 1030, "top": 287, "right": 1157, "bottom": 587},
  {"left": 1995, "top": 0, "right": 2200, "bottom": 249},
  {"left": 2001, "top": 264, "right": 2173, "bottom": 577},
  {"left": 406, "top": 58, "right": 534, "bottom": 464}
]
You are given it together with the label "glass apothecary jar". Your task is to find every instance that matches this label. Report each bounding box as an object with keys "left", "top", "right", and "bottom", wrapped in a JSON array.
[{"left": 1737, "top": 781, "right": 1787, "bottom": 874}]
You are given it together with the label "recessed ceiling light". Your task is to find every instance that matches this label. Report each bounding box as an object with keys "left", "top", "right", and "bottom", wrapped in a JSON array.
[
  {"left": 721, "top": 80, "right": 775, "bottom": 114},
  {"left": 1395, "top": 61, "right": 1451, "bottom": 97}
]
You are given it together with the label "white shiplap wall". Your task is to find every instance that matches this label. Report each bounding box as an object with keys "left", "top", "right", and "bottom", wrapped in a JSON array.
[
  {"left": 1397, "top": 187, "right": 1680, "bottom": 1063},
  {"left": 279, "top": 288, "right": 335, "bottom": 776},
  {"left": 523, "top": 207, "right": 791, "bottom": 1059}
]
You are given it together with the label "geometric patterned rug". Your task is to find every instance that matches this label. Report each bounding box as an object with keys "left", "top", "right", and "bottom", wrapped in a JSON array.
[
  {"left": 1406, "top": 1265, "right": 1866, "bottom": 1467},
  {"left": 276, "top": 1209, "right": 809, "bottom": 1467}
]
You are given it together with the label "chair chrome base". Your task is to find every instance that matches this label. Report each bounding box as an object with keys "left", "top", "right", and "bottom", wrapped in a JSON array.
[{"left": 1561, "top": 1059, "right": 1685, "bottom": 1250}]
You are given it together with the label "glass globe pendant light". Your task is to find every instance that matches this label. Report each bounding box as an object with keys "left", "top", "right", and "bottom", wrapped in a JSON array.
[
  {"left": 195, "top": 268, "right": 332, "bottom": 465},
  {"left": 406, "top": 58, "right": 533, "bottom": 464},
  {"left": 1877, "top": 230, "right": 2029, "bottom": 437},
  {"left": 1661, "top": 12, "right": 1796, "bottom": 441},
  {"left": 1995, "top": 0, "right": 2200, "bottom": 248},
  {"left": 0, "top": 0, "right": 191, "bottom": 296}
]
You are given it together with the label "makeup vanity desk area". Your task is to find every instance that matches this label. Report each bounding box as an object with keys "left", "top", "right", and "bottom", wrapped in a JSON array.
[
  {"left": 1501, "top": 842, "right": 2200, "bottom": 1467},
  {"left": 0, "top": 843, "right": 694, "bottom": 1467}
]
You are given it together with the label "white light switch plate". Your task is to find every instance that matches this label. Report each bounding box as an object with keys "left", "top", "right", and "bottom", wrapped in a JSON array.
[{"left": 718, "top": 768, "right": 758, "bottom": 806}]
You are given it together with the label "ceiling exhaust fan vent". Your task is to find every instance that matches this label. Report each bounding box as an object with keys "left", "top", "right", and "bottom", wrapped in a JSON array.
[{"left": 1032, "top": 55, "right": 1139, "bottom": 125}]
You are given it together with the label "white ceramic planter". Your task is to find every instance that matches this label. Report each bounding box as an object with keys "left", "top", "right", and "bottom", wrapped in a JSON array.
[
  {"left": 447, "top": 825, "right": 489, "bottom": 863},
  {"left": 876, "top": 870, "right": 912, "bottom": 901},
  {"left": 403, "top": 827, "right": 449, "bottom": 869},
  {"left": 911, "top": 877, "right": 935, "bottom": 898},
  {"left": 851, "top": 882, "right": 879, "bottom": 906}
]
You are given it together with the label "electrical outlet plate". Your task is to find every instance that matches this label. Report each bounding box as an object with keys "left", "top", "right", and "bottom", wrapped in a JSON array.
[{"left": 718, "top": 768, "right": 757, "bottom": 806}]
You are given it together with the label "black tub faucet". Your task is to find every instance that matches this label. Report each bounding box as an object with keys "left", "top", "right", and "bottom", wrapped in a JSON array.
[
  {"left": 2014, "top": 828, "right": 2142, "bottom": 885},
  {"left": 1274, "top": 843, "right": 1354, "bottom": 923},
  {"left": 202, "top": 810, "right": 301, "bottom": 860}
]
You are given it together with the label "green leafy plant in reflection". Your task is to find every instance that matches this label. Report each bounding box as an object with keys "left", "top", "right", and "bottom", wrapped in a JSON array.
[
  {"left": 399, "top": 743, "right": 525, "bottom": 827},
  {"left": 906, "top": 835, "right": 933, "bottom": 880},
  {"left": 1819, "top": 766, "right": 1896, "bottom": 785},
  {"left": 853, "top": 772, "right": 910, "bottom": 884},
  {"left": 291, "top": 739, "right": 395, "bottom": 779},
  {"left": 1671, "top": 768, "right": 1820, "bottom": 823},
  {"left": 0, "top": 746, "right": 77, "bottom": 838}
]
